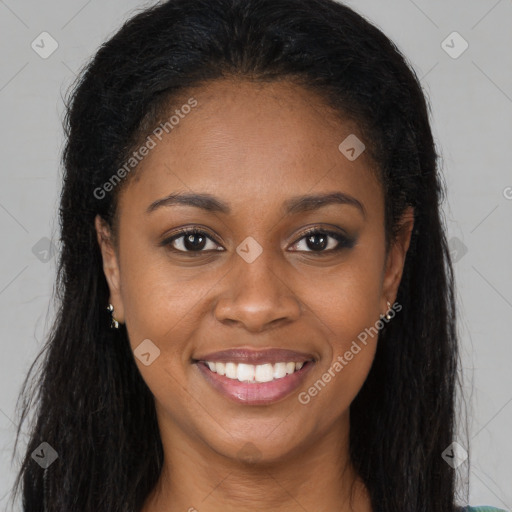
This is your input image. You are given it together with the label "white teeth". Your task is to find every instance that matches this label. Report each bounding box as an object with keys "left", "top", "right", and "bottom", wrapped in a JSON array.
[
  {"left": 237, "top": 363, "right": 255, "bottom": 382},
  {"left": 215, "top": 362, "right": 226, "bottom": 376},
  {"left": 273, "top": 362, "right": 287, "bottom": 379},
  {"left": 225, "top": 362, "right": 237, "bottom": 379},
  {"left": 255, "top": 363, "right": 274, "bottom": 383},
  {"left": 204, "top": 360, "right": 309, "bottom": 383}
]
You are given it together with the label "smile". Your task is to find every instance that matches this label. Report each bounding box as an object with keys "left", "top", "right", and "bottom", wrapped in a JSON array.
[
  {"left": 193, "top": 348, "right": 316, "bottom": 405},
  {"left": 203, "top": 361, "right": 305, "bottom": 383}
]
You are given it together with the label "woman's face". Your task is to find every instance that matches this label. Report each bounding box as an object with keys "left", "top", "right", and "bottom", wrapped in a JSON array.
[{"left": 97, "top": 78, "right": 413, "bottom": 464}]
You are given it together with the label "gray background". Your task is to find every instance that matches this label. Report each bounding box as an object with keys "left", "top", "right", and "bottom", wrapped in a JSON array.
[{"left": 0, "top": 0, "right": 511, "bottom": 510}]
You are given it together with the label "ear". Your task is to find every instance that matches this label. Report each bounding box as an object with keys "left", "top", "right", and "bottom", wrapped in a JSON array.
[
  {"left": 381, "top": 206, "right": 414, "bottom": 312},
  {"left": 95, "top": 214, "right": 124, "bottom": 323}
]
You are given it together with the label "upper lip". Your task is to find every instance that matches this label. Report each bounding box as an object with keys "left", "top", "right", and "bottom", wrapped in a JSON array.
[{"left": 193, "top": 348, "right": 316, "bottom": 365}]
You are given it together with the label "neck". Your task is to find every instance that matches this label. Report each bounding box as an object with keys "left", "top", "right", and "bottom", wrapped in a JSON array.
[{"left": 142, "top": 412, "right": 372, "bottom": 512}]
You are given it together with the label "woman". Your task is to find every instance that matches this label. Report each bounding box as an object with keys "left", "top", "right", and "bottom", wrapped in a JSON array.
[{"left": 10, "top": 0, "right": 506, "bottom": 511}]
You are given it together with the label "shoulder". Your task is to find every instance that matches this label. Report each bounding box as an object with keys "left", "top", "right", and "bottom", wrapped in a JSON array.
[{"left": 465, "top": 507, "right": 509, "bottom": 512}]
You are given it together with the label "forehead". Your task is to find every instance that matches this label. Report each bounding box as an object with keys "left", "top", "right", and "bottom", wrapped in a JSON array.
[{"left": 117, "top": 78, "right": 382, "bottom": 218}]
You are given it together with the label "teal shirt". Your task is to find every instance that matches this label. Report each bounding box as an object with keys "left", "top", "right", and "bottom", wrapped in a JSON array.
[{"left": 466, "top": 507, "right": 508, "bottom": 512}]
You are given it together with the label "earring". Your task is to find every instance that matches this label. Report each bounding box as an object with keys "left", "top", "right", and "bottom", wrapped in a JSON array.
[
  {"left": 384, "top": 300, "right": 392, "bottom": 321},
  {"left": 107, "top": 303, "right": 120, "bottom": 329}
]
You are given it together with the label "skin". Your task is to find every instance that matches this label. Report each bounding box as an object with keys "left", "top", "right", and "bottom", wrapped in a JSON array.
[{"left": 96, "top": 78, "right": 414, "bottom": 512}]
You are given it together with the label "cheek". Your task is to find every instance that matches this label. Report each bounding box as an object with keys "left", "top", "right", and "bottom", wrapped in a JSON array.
[
  {"left": 117, "top": 243, "right": 224, "bottom": 404},
  {"left": 118, "top": 243, "right": 208, "bottom": 348},
  {"left": 297, "top": 246, "right": 384, "bottom": 408},
  {"left": 298, "top": 276, "right": 381, "bottom": 417},
  {"left": 305, "top": 247, "right": 385, "bottom": 348},
  {"left": 119, "top": 257, "right": 204, "bottom": 423}
]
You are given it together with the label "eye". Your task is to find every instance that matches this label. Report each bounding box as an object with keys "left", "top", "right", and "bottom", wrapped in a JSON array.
[
  {"left": 289, "top": 228, "right": 355, "bottom": 253},
  {"left": 162, "top": 228, "right": 224, "bottom": 253},
  {"left": 161, "top": 226, "right": 355, "bottom": 255}
]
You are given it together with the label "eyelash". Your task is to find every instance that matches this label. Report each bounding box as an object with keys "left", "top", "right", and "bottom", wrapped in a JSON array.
[{"left": 161, "top": 226, "right": 354, "bottom": 255}]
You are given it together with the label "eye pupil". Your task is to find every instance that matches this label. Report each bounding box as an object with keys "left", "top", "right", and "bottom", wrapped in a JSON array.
[
  {"left": 184, "top": 233, "right": 206, "bottom": 251},
  {"left": 306, "top": 233, "right": 328, "bottom": 251}
]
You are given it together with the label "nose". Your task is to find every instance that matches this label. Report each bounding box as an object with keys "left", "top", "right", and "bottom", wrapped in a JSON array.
[{"left": 213, "top": 250, "right": 301, "bottom": 333}]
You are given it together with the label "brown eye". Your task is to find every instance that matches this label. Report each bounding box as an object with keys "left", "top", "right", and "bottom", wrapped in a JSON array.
[
  {"left": 290, "top": 228, "right": 355, "bottom": 253},
  {"left": 162, "top": 229, "right": 223, "bottom": 253}
]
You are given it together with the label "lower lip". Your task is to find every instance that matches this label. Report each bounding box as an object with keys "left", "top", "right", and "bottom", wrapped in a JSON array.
[{"left": 195, "top": 361, "right": 315, "bottom": 405}]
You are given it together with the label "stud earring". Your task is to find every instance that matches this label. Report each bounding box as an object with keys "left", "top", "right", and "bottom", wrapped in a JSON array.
[
  {"left": 384, "top": 300, "right": 392, "bottom": 321},
  {"left": 107, "top": 303, "right": 120, "bottom": 329}
]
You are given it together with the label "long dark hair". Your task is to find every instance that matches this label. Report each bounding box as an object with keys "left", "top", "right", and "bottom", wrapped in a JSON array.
[{"left": 11, "top": 0, "right": 463, "bottom": 510}]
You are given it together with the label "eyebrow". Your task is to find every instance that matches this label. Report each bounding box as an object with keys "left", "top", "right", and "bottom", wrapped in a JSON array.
[{"left": 146, "top": 191, "right": 366, "bottom": 218}]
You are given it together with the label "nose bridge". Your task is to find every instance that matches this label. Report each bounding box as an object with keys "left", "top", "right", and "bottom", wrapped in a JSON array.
[{"left": 213, "top": 240, "right": 300, "bottom": 331}]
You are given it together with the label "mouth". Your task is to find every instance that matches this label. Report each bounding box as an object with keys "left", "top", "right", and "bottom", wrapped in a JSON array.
[{"left": 192, "top": 348, "right": 316, "bottom": 405}]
